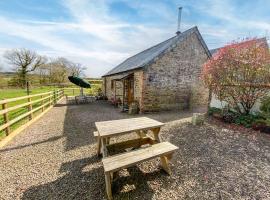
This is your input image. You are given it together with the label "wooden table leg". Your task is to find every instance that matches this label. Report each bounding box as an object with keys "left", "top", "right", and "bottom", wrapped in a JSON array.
[
  {"left": 97, "top": 136, "right": 101, "bottom": 156},
  {"left": 151, "top": 127, "right": 161, "bottom": 143},
  {"left": 105, "top": 172, "right": 113, "bottom": 200},
  {"left": 151, "top": 127, "right": 170, "bottom": 174},
  {"left": 136, "top": 130, "right": 147, "bottom": 138},
  {"left": 106, "top": 137, "right": 110, "bottom": 145},
  {"left": 136, "top": 131, "right": 141, "bottom": 138},
  {"left": 101, "top": 138, "right": 108, "bottom": 157}
]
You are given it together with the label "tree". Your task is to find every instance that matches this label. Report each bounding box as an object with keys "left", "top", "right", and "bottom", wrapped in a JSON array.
[
  {"left": 4, "top": 48, "right": 46, "bottom": 87},
  {"left": 36, "top": 63, "right": 50, "bottom": 85},
  {"left": 47, "top": 57, "right": 70, "bottom": 84},
  {"left": 45, "top": 57, "right": 86, "bottom": 85},
  {"left": 68, "top": 62, "right": 86, "bottom": 77},
  {"left": 202, "top": 38, "right": 270, "bottom": 115}
]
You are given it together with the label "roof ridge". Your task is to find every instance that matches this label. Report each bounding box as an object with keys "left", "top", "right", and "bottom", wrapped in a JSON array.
[
  {"left": 126, "top": 26, "right": 197, "bottom": 59},
  {"left": 103, "top": 26, "right": 199, "bottom": 77},
  {"left": 113, "top": 26, "right": 197, "bottom": 68}
]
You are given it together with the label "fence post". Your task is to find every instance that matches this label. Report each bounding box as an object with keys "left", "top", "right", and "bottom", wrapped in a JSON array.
[
  {"left": 49, "top": 92, "right": 52, "bottom": 106},
  {"left": 41, "top": 95, "right": 44, "bottom": 112},
  {"left": 53, "top": 90, "right": 56, "bottom": 104},
  {"left": 55, "top": 90, "right": 58, "bottom": 102},
  {"left": 28, "top": 97, "right": 33, "bottom": 120},
  {"left": 2, "top": 103, "right": 10, "bottom": 136}
]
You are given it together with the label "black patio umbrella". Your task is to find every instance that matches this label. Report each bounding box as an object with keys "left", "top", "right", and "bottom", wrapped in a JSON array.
[{"left": 68, "top": 76, "right": 91, "bottom": 88}]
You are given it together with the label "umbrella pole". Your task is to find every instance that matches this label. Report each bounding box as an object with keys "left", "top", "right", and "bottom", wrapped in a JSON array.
[{"left": 80, "top": 87, "right": 83, "bottom": 96}]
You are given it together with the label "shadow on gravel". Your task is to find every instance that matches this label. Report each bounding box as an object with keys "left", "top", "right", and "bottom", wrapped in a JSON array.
[
  {"left": 0, "top": 136, "right": 63, "bottom": 153},
  {"left": 21, "top": 155, "right": 168, "bottom": 200},
  {"left": 22, "top": 156, "right": 105, "bottom": 200},
  {"left": 112, "top": 166, "right": 168, "bottom": 200}
]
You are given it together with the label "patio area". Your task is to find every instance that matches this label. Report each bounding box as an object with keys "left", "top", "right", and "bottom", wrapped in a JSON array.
[{"left": 0, "top": 100, "right": 269, "bottom": 200}]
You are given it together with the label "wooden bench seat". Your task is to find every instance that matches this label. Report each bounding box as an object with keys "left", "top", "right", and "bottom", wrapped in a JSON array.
[{"left": 102, "top": 142, "right": 178, "bottom": 199}]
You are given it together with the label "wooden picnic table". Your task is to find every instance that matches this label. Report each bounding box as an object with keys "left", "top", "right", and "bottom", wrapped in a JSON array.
[
  {"left": 94, "top": 117, "right": 179, "bottom": 200},
  {"left": 95, "top": 117, "right": 164, "bottom": 157}
]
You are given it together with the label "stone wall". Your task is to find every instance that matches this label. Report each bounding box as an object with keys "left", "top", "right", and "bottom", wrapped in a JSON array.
[
  {"left": 134, "top": 71, "right": 144, "bottom": 107},
  {"left": 103, "top": 70, "right": 143, "bottom": 104},
  {"left": 103, "top": 73, "right": 125, "bottom": 102},
  {"left": 189, "top": 82, "right": 209, "bottom": 110},
  {"left": 141, "top": 32, "right": 209, "bottom": 112}
]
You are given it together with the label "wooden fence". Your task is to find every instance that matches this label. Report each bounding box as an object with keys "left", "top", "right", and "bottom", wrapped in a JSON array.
[
  {"left": 0, "top": 89, "right": 64, "bottom": 137},
  {"left": 63, "top": 88, "right": 81, "bottom": 96}
]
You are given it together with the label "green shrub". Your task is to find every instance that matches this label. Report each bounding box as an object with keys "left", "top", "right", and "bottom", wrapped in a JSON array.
[
  {"left": 209, "top": 106, "right": 266, "bottom": 129},
  {"left": 208, "top": 107, "right": 222, "bottom": 116},
  {"left": 222, "top": 111, "right": 239, "bottom": 123},
  {"left": 234, "top": 114, "right": 261, "bottom": 128},
  {"left": 259, "top": 96, "right": 270, "bottom": 118},
  {"left": 260, "top": 96, "right": 270, "bottom": 112}
]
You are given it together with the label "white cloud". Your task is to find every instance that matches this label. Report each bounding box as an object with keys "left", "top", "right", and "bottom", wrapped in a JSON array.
[
  {"left": 1, "top": 0, "right": 269, "bottom": 77},
  {"left": 0, "top": 0, "right": 177, "bottom": 77}
]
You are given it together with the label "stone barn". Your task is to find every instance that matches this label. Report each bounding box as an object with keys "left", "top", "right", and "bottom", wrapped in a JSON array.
[{"left": 102, "top": 26, "right": 211, "bottom": 112}]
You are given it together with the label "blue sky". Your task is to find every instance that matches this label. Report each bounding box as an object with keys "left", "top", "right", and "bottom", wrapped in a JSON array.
[{"left": 0, "top": 0, "right": 269, "bottom": 77}]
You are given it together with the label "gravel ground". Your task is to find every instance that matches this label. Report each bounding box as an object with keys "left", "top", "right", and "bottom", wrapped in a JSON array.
[{"left": 0, "top": 100, "right": 269, "bottom": 200}]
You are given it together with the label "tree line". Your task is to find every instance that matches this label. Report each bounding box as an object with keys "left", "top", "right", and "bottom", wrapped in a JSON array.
[{"left": 2, "top": 48, "right": 86, "bottom": 88}]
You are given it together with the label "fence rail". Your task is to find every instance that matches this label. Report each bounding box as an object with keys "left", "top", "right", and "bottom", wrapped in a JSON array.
[
  {"left": 63, "top": 88, "right": 81, "bottom": 96},
  {"left": 0, "top": 89, "right": 64, "bottom": 137}
]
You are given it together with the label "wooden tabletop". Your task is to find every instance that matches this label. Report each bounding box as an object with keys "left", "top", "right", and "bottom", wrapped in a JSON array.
[{"left": 95, "top": 117, "right": 164, "bottom": 138}]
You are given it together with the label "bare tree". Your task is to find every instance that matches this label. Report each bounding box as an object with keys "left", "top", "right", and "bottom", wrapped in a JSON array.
[
  {"left": 31, "top": 57, "right": 87, "bottom": 86},
  {"left": 53, "top": 57, "right": 86, "bottom": 77},
  {"left": 4, "top": 48, "right": 46, "bottom": 87},
  {"left": 47, "top": 57, "right": 70, "bottom": 85},
  {"left": 36, "top": 63, "right": 50, "bottom": 85},
  {"left": 68, "top": 62, "right": 86, "bottom": 77}
]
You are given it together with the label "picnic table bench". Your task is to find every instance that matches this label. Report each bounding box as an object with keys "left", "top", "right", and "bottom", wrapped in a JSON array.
[{"left": 94, "top": 117, "right": 178, "bottom": 200}]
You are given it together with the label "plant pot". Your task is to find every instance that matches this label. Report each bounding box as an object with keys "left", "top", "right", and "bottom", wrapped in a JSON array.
[
  {"left": 252, "top": 121, "right": 270, "bottom": 134},
  {"left": 252, "top": 121, "right": 265, "bottom": 131},
  {"left": 261, "top": 126, "right": 270, "bottom": 134}
]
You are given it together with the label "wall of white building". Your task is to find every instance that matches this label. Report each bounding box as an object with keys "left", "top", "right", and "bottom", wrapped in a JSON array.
[{"left": 210, "top": 94, "right": 267, "bottom": 113}]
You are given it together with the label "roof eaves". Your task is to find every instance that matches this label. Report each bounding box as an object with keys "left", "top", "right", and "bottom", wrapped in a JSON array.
[
  {"left": 193, "top": 26, "right": 212, "bottom": 58},
  {"left": 102, "top": 67, "right": 143, "bottom": 77}
]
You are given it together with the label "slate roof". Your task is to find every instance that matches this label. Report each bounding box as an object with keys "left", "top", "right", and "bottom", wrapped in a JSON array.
[
  {"left": 209, "top": 48, "right": 220, "bottom": 55},
  {"left": 210, "top": 38, "right": 268, "bottom": 56},
  {"left": 103, "top": 26, "right": 211, "bottom": 77}
]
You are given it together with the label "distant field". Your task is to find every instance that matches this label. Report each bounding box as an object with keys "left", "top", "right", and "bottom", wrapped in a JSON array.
[{"left": 0, "top": 87, "right": 57, "bottom": 99}]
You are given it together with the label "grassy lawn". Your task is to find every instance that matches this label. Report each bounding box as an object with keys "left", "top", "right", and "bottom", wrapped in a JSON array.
[
  {"left": 0, "top": 87, "right": 58, "bottom": 139},
  {"left": 0, "top": 86, "right": 57, "bottom": 99}
]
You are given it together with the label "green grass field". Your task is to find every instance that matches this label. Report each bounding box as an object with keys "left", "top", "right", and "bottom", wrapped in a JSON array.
[
  {"left": 0, "top": 87, "right": 60, "bottom": 139},
  {"left": 0, "top": 83, "right": 102, "bottom": 139}
]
